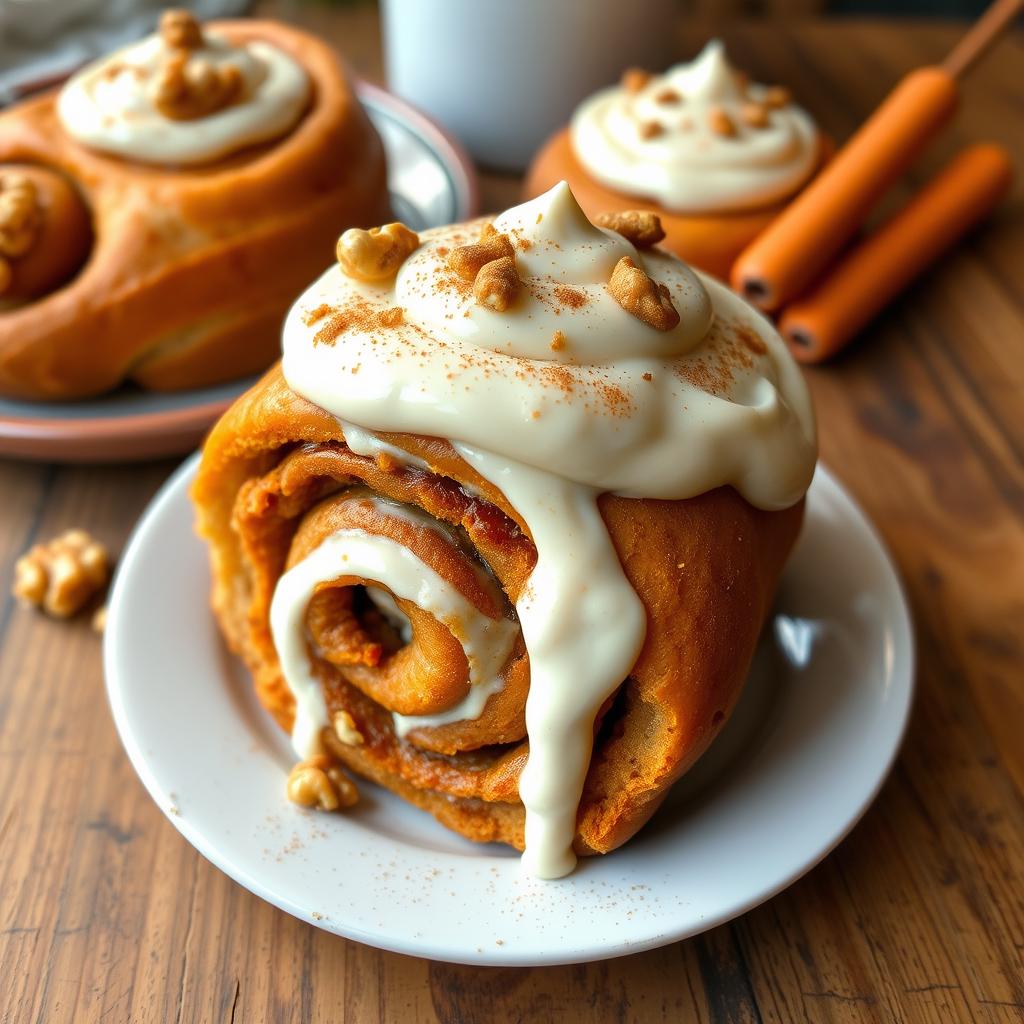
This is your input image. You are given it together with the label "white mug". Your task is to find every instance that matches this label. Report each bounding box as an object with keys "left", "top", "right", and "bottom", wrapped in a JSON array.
[{"left": 381, "top": 0, "right": 675, "bottom": 171}]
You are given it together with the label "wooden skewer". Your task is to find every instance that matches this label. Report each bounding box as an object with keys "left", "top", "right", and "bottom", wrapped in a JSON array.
[{"left": 730, "top": 0, "right": 1021, "bottom": 313}]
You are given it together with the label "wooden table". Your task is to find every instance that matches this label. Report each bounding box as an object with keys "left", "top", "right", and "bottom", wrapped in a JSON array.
[{"left": 2, "top": 9, "right": 1023, "bottom": 1023}]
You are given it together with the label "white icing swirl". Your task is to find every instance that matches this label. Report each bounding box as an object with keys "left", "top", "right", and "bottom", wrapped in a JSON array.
[
  {"left": 571, "top": 40, "right": 819, "bottom": 213},
  {"left": 57, "top": 28, "right": 309, "bottom": 166},
  {"left": 277, "top": 183, "right": 817, "bottom": 877},
  {"left": 271, "top": 496, "right": 518, "bottom": 755}
]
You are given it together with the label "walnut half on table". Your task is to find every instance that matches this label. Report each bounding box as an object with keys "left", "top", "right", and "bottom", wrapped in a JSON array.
[{"left": 12, "top": 529, "right": 110, "bottom": 618}]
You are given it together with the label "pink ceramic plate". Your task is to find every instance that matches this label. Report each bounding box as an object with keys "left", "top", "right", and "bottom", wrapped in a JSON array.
[{"left": 0, "top": 81, "right": 478, "bottom": 462}]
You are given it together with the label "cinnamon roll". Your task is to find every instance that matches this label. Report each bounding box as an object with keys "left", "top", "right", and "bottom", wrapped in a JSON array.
[
  {"left": 0, "top": 10, "right": 390, "bottom": 399},
  {"left": 524, "top": 41, "right": 829, "bottom": 279},
  {"left": 193, "top": 183, "right": 817, "bottom": 877}
]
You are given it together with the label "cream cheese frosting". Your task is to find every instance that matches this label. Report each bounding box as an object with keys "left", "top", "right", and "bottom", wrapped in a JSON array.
[
  {"left": 571, "top": 40, "right": 819, "bottom": 214},
  {"left": 276, "top": 182, "right": 817, "bottom": 877},
  {"left": 57, "top": 23, "right": 309, "bottom": 166}
]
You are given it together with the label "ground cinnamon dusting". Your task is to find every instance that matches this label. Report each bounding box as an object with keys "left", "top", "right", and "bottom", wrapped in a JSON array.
[
  {"left": 302, "top": 304, "right": 334, "bottom": 326},
  {"left": 598, "top": 381, "right": 633, "bottom": 416},
  {"left": 734, "top": 323, "right": 767, "bottom": 355},
  {"left": 313, "top": 302, "right": 406, "bottom": 346},
  {"left": 540, "top": 365, "right": 576, "bottom": 395},
  {"left": 313, "top": 312, "right": 351, "bottom": 346},
  {"left": 550, "top": 330, "right": 567, "bottom": 352},
  {"left": 554, "top": 286, "right": 586, "bottom": 309}
]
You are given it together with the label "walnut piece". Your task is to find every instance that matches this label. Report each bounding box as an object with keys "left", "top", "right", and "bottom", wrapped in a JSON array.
[
  {"left": 446, "top": 223, "right": 515, "bottom": 281},
  {"left": 336, "top": 222, "right": 420, "bottom": 283},
  {"left": 740, "top": 102, "right": 770, "bottom": 129},
  {"left": 595, "top": 210, "right": 666, "bottom": 248},
  {"left": 707, "top": 106, "right": 736, "bottom": 137},
  {"left": 621, "top": 68, "right": 651, "bottom": 93},
  {"left": 0, "top": 173, "right": 40, "bottom": 294},
  {"left": 473, "top": 256, "right": 521, "bottom": 312},
  {"left": 608, "top": 257, "right": 679, "bottom": 332},
  {"left": 763, "top": 85, "right": 792, "bottom": 109},
  {"left": 151, "top": 51, "right": 243, "bottom": 121},
  {"left": 160, "top": 9, "right": 204, "bottom": 50},
  {"left": 333, "top": 710, "right": 364, "bottom": 746},
  {"left": 286, "top": 755, "right": 359, "bottom": 812},
  {"left": 13, "top": 529, "right": 109, "bottom": 618}
]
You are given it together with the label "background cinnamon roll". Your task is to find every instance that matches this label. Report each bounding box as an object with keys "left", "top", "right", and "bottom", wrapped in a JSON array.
[
  {"left": 0, "top": 10, "right": 390, "bottom": 399},
  {"left": 194, "top": 183, "right": 817, "bottom": 877},
  {"left": 524, "top": 41, "right": 828, "bottom": 280}
]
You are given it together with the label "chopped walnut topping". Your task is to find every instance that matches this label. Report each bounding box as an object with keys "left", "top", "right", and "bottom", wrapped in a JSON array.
[
  {"left": 621, "top": 68, "right": 651, "bottom": 93},
  {"left": 333, "top": 710, "right": 365, "bottom": 746},
  {"left": 13, "top": 528, "right": 110, "bottom": 618},
  {"left": 763, "top": 85, "right": 792, "bottom": 109},
  {"left": 474, "top": 256, "right": 521, "bottom": 311},
  {"left": 608, "top": 257, "right": 679, "bottom": 332},
  {"left": 336, "top": 222, "right": 420, "bottom": 283},
  {"left": 707, "top": 106, "right": 736, "bottom": 137},
  {"left": 286, "top": 755, "right": 359, "bottom": 811},
  {"left": 0, "top": 173, "right": 40, "bottom": 293},
  {"left": 654, "top": 87, "right": 682, "bottom": 105},
  {"left": 595, "top": 210, "right": 666, "bottom": 248},
  {"left": 160, "top": 9, "right": 204, "bottom": 50},
  {"left": 740, "top": 102, "right": 770, "bottom": 128},
  {"left": 638, "top": 120, "right": 664, "bottom": 140},
  {"left": 447, "top": 223, "right": 515, "bottom": 281},
  {"left": 550, "top": 330, "right": 567, "bottom": 352},
  {"left": 151, "top": 50, "right": 243, "bottom": 121}
]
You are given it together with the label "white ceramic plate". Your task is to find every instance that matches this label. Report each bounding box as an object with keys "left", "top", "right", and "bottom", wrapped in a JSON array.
[
  {"left": 0, "top": 81, "right": 477, "bottom": 462},
  {"left": 104, "top": 457, "right": 913, "bottom": 966}
]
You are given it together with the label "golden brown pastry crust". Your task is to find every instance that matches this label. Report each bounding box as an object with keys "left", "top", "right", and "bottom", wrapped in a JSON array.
[
  {"left": 524, "top": 127, "right": 829, "bottom": 280},
  {"left": 0, "top": 21, "right": 391, "bottom": 400},
  {"left": 194, "top": 365, "right": 803, "bottom": 855}
]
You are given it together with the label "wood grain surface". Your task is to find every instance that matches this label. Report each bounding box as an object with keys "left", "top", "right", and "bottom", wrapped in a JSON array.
[{"left": 2, "top": 8, "right": 1023, "bottom": 1023}]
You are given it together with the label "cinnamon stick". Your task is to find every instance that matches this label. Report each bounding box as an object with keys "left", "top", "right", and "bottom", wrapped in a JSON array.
[
  {"left": 731, "top": 67, "right": 959, "bottom": 311},
  {"left": 778, "top": 143, "right": 1013, "bottom": 364}
]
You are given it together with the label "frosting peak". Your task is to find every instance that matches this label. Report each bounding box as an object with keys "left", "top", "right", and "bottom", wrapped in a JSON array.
[
  {"left": 571, "top": 40, "right": 820, "bottom": 214},
  {"left": 394, "top": 183, "right": 712, "bottom": 363},
  {"left": 57, "top": 18, "right": 310, "bottom": 166}
]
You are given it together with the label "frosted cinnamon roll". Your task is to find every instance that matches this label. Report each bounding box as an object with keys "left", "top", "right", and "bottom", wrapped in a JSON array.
[
  {"left": 193, "top": 183, "right": 816, "bottom": 877},
  {"left": 0, "top": 10, "right": 390, "bottom": 399},
  {"left": 524, "top": 41, "right": 828, "bottom": 279}
]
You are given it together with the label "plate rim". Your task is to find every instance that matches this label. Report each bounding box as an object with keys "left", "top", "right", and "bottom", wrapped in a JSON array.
[
  {"left": 103, "top": 455, "right": 915, "bottom": 965},
  {"left": 0, "top": 80, "right": 478, "bottom": 462}
]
